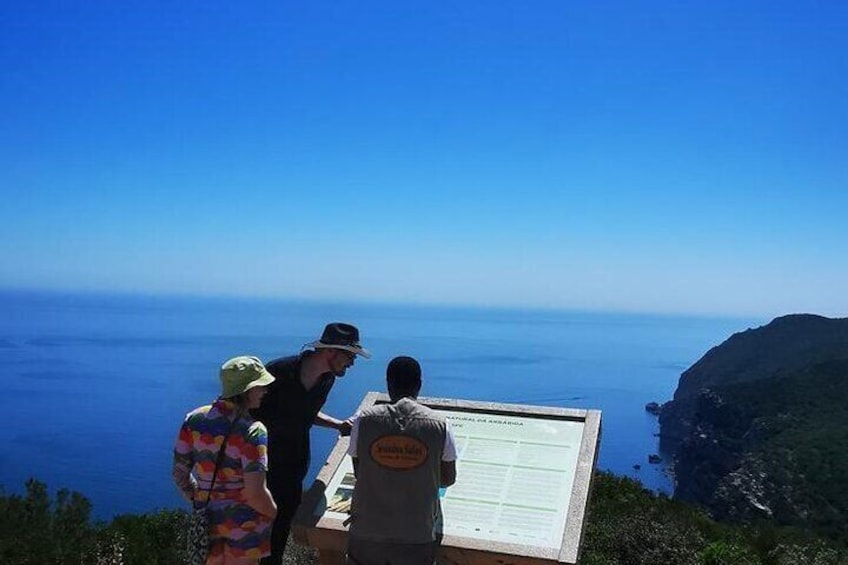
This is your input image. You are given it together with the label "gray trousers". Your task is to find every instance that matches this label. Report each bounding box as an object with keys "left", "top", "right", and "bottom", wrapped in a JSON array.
[{"left": 346, "top": 538, "right": 438, "bottom": 565}]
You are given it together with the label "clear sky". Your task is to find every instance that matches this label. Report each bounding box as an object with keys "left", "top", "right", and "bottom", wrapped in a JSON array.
[{"left": 1, "top": 1, "right": 846, "bottom": 317}]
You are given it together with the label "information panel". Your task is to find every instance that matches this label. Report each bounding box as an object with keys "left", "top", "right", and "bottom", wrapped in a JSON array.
[
  {"left": 294, "top": 394, "right": 601, "bottom": 565},
  {"left": 440, "top": 410, "right": 583, "bottom": 548}
]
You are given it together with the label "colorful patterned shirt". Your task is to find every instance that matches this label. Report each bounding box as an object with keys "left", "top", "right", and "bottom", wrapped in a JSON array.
[{"left": 173, "top": 398, "right": 272, "bottom": 559}]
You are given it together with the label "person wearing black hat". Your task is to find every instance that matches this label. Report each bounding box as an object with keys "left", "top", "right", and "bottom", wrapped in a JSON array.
[
  {"left": 346, "top": 356, "right": 457, "bottom": 565},
  {"left": 252, "top": 323, "right": 371, "bottom": 565}
]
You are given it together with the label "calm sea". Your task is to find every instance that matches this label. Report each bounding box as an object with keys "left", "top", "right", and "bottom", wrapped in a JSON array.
[{"left": 0, "top": 290, "right": 761, "bottom": 519}]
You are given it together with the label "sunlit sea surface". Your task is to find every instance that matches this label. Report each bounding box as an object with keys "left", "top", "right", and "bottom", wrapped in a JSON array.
[{"left": 0, "top": 290, "right": 762, "bottom": 519}]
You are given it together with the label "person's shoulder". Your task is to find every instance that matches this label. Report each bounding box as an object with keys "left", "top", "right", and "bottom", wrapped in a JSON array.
[
  {"left": 185, "top": 404, "right": 212, "bottom": 422},
  {"left": 359, "top": 403, "right": 390, "bottom": 419},
  {"left": 408, "top": 401, "right": 448, "bottom": 426},
  {"left": 397, "top": 397, "right": 440, "bottom": 416},
  {"left": 421, "top": 405, "right": 447, "bottom": 422},
  {"left": 265, "top": 354, "right": 300, "bottom": 378},
  {"left": 359, "top": 405, "right": 382, "bottom": 418}
]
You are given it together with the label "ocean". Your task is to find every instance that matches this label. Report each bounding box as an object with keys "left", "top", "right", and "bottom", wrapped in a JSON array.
[{"left": 0, "top": 290, "right": 761, "bottom": 519}]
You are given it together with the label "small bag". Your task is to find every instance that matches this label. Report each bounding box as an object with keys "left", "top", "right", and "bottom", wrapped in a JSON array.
[
  {"left": 186, "top": 506, "right": 211, "bottom": 565},
  {"left": 186, "top": 415, "right": 237, "bottom": 565}
]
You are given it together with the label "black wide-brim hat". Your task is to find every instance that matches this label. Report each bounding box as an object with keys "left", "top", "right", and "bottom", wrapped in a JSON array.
[{"left": 306, "top": 322, "right": 371, "bottom": 359}]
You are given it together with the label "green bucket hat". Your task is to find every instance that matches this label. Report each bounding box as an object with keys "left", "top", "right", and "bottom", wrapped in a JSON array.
[{"left": 220, "top": 356, "right": 275, "bottom": 399}]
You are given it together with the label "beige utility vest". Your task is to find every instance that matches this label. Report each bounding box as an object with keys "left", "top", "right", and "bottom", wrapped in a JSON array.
[{"left": 349, "top": 398, "right": 447, "bottom": 544}]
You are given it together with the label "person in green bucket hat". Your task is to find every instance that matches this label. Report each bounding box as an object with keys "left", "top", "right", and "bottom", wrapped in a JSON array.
[{"left": 173, "top": 356, "right": 279, "bottom": 564}]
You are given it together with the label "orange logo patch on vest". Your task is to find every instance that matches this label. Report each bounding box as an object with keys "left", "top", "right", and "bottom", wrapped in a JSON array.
[{"left": 369, "top": 435, "right": 429, "bottom": 470}]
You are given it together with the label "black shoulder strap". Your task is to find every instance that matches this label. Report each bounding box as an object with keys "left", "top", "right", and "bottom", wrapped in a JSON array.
[{"left": 196, "top": 411, "right": 239, "bottom": 508}]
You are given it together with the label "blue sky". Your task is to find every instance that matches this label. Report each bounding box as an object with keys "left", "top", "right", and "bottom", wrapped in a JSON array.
[{"left": 1, "top": 1, "right": 846, "bottom": 317}]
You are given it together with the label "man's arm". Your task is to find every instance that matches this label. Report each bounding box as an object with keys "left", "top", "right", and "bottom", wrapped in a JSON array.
[
  {"left": 347, "top": 416, "right": 361, "bottom": 478},
  {"left": 172, "top": 419, "right": 198, "bottom": 502},
  {"left": 315, "top": 411, "right": 353, "bottom": 436},
  {"left": 441, "top": 420, "right": 458, "bottom": 487},
  {"left": 440, "top": 460, "right": 456, "bottom": 487}
]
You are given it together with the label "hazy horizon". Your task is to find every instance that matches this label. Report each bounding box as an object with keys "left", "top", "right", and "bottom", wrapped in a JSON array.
[{"left": 0, "top": 284, "right": 799, "bottom": 322}]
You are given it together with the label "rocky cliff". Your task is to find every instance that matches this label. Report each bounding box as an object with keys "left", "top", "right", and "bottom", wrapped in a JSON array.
[{"left": 659, "top": 314, "right": 848, "bottom": 536}]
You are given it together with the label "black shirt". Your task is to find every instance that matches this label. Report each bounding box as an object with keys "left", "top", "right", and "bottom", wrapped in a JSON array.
[{"left": 250, "top": 353, "right": 336, "bottom": 482}]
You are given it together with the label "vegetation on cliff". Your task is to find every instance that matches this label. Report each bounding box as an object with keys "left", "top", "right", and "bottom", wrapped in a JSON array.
[
  {"left": 669, "top": 359, "right": 848, "bottom": 537},
  {"left": 3, "top": 473, "right": 846, "bottom": 565}
]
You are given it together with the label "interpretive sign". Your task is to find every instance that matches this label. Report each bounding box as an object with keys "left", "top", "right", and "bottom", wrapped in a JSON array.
[{"left": 293, "top": 393, "right": 602, "bottom": 565}]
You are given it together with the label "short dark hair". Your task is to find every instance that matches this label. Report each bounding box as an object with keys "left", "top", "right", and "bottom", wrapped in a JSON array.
[{"left": 386, "top": 356, "right": 421, "bottom": 398}]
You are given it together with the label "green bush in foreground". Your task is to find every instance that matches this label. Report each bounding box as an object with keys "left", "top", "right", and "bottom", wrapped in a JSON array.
[
  {"left": 94, "top": 510, "right": 188, "bottom": 565},
  {"left": 583, "top": 472, "right": 847, "bottom": 564},
  {"left": 0, "top": 478, "right": 186, "bottom": 565},
  {"left": 0, "top": 478, "right": 95, "bottom": 564},
  {"left": 1, "top": 474, "right": 846, "bottom": 564}
]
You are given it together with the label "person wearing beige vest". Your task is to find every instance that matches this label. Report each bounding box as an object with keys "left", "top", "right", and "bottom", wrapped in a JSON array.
[{"left": 346, "top": 356, "right": 458, "bottom": 565}]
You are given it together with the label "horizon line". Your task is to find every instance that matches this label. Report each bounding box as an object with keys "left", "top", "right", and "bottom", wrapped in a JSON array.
[{"left": 0, "top": 284, "right": 797, "bottom": 323}]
